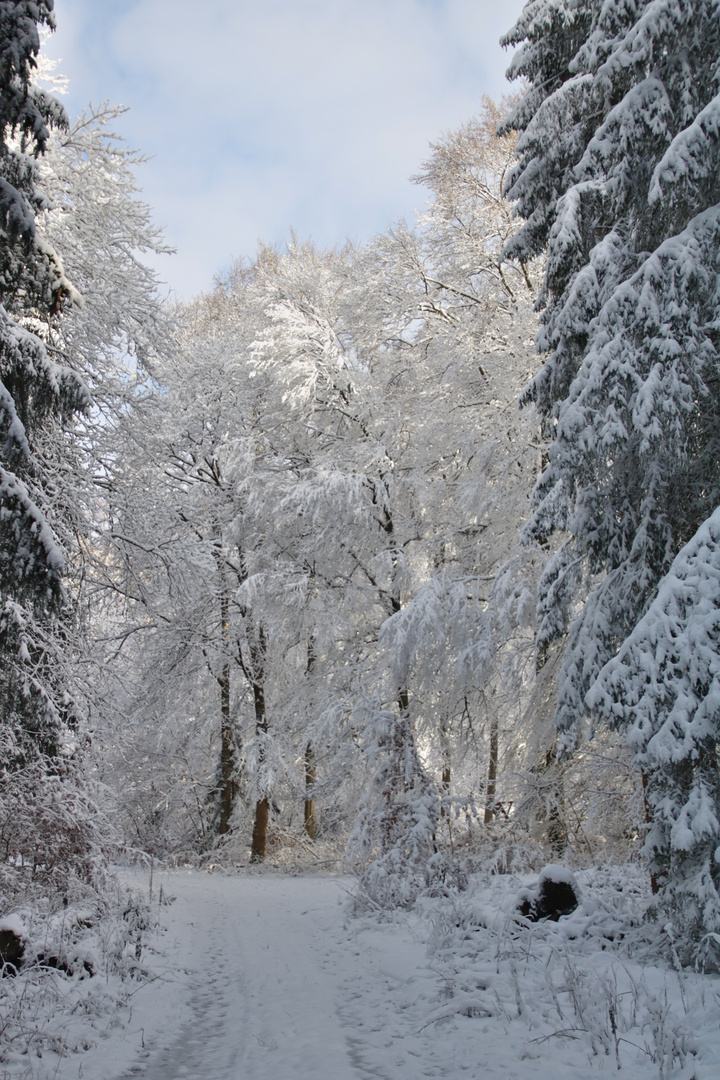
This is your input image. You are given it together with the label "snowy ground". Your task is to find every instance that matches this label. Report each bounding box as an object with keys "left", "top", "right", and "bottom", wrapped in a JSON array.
[{"left": 4, "top": 866, "right": 720, "bottom": 1080}]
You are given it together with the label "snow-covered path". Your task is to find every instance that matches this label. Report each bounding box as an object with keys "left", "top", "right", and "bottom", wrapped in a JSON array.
[
  {"left": 121, "top": 873, "right": 361, "bottom": 1080},
  {"left": 48, "top": 869, "right": 439, "bottom": 1080},
  {"left": 34, "top": 866, "right": 720, "bottom": 1080}
]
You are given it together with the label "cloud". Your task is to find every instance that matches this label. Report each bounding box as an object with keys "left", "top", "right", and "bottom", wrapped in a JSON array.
[{"left": 45, "top": 0, "right": 526, "bottom": 299}]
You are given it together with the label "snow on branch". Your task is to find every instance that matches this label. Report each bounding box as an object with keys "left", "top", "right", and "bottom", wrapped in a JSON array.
[
  {"left": 588, "top": 506, "right": 720, "bottom": 935},
  {"left": 0, "top": 465, "right": 65, "bottom": 602},
  {"left": 588, "top": 505, "right": 720, "bottom": 760}
]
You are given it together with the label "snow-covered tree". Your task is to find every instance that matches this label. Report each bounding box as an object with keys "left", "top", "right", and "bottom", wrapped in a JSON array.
[
  {"left": 501, "top": 2, "right": 720, "bottom": 741},
  {"left": 264, "top": 115, "right": 546, "bottom": 894},
  {"left": 358, "top": 99, "right": 545, "bottom": 865},
  {"left": 0, "top": 1, "right": 87, "bottom": 771},
  {"left": 246, "top": 238, "right": 427, "bottom": 866},
  {"left": 588, "top": 508, "right": 720, "bottom": 943},
  {"left": 35, "top": 102, "right": 171, "bottom": 403},
  {"left": 0, "top": 3, "right": 128, "bottom": 905},
  {"left": 104, "top": 100, "right": 547, "bottom": 880},
  {"left": 91, "top": 293, "right": 262, "bottom": 851},
  {"left": 501, "top": 0, "right": 720, "bottom": 934},
  {"left": 0, "top": 11, "right": 176, "bottom": 905}
]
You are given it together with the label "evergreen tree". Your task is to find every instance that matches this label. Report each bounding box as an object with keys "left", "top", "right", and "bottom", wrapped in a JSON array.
[
  {"left": 501, "top": 0, "right": 720, "bottom": 938},
  {"left": 0, "top": 0, "right": 88, "bottom": 770},
  {"left": 501, "top": 0, "right": 720, "bottom": 742},
  {"left": 0, "top": 5, "right": 136, "bottom": 906},
  {"left": 588, "top": 508, "right": 720, "bottom": 943}
]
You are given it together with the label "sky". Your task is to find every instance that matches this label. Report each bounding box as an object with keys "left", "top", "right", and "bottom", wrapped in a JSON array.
[{"left": 43, "top": 0, "right": 527, "bottom": 301}]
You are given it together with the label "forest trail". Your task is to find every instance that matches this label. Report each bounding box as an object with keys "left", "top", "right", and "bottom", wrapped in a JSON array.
[
  {"left": 119, "top": 873, "right": 361, "bottom": 1080},
  {"left": 32, "top": 866, "right": 720, "bottom": 1080},
  {"left": 48, "top": 869, "right": 441, "bottom": 1080}
]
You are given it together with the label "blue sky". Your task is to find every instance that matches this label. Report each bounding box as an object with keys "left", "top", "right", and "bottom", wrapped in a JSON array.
[{"left": 44, "top": 0, "right": 527, "bottom": 300}]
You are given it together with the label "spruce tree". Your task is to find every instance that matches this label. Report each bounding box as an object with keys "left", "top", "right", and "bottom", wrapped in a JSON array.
[
  {"left": 501, "top": 0, "right": 720, "bottom": 739},
  {"left": 0, "top": 2, "right": 87, "bottom": 797},
  {"left": 588, "top": 509, "right": 720, "bottom": 942},
  {"left": 501, "top": 0, "right": 720, "bottom": 938}
]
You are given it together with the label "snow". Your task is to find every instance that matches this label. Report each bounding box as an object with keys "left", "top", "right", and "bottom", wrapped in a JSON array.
[
  {"left": 8, "top": 865, "right": 719, "bottom": 1080},
  {"left": 0, "top": 914, "right": 27, "bottom": 939},
  {"left": 537, "top": 863, "right": 578, "bottom": 888}
]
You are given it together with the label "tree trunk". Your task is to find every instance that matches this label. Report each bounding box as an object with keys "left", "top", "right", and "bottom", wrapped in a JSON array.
[
  {"left": 543, "top": 746, "right": 567, "bottom": 857},
  {"left": 304, "top": 631, "right": 317, "bottom": 840},
  {"left": 250, "top": 628, "right": 269, "bottom": 862},
  {"left": 441, "top": 761, "right": 451, "bottom": 799},
  {"left": 439, "top": 717, "right": 453, "bottom": 851},
  {"left": 215, "top": 560, "right": 236, "bottom": 835},
  {"left": 304, "top": 743, "right": 316, "bottom": 840},
  {"left": 531, "top": 645, "right": 566, "bottom": 853},
  {"left": 640, "top": 768, "right": 661, "bottom": 895},
  {"left": 217, "top": 654, "right": 233, "bottom": 833},
  {"left": 250, "top": 677, "right": 268, "bottom": 861},
  {"left": 484, "top": 713, "right": 499, "bottom": 825},
  {"left": 371, "top": 491, "right": 437, "bottom": 859},
  {"left": 380, "top": 695, "right": 413, "bottom": 854},
  {"left": 251, "top": 797, "right": 269, "bottom": 861}
]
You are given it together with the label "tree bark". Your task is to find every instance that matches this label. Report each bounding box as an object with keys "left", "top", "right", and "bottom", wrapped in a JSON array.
[
  {"left": 484, "top": 713, "right": 499, "bottom": 826},
  {"left": 439, "top": 717, "right": 453, "bottom": 851},
  {"left": 214, "top": 545, "right": 236, "bottom": 836},
  {"left": 543, "top": 746, "right": 567, "bottom": 857},
  {"left": 640, "top": 768, "right": 661, "bottom": 895},
  {"left": 251, "top": 797, "right": 269, "bottom": 861},
  {"left": 304, "top": 630, "right": 317, "bottom": 840},
  {"left": 217, "top": 656, "right": 233, "bottom": 833},
  {"left": 304, "top": 743, "right": 316, "bottom": 840},
  {"left": 249, "top": 628, "right": 269, "bottom": 862}
]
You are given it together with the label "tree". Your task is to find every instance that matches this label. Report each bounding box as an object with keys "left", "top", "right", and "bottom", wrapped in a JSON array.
[
  {"left": 357, "top": 99, "right": 546, "bottom": 869},
  {"left": 101, "top": 102, "right": 547, "bottom": 880},
  {"left": 588, "top": 508, "right": 720, "bottom": 943},
  {"left": 373, "top": 99, "right": 537, "bottom": 633},
  {"left": 0, "top": 1, "right": 86, "bottom": 768},
  {"left": 0, "top": 9, "right": 177, "bottom": 901},
  {"left": 246, "top": 238, "right": 424, "bottom": 866},
  {"left": 35, "top": 101, "right": 171, "bottom": 409},
  {"left": 92, "top": 290, "right": 269, "bottom": 852},
  {"left": 501, "top": 0, "right": 720, "bottom": 934},
  {"left": 0, "top": 1, "right": 122, "bottom": 902}
]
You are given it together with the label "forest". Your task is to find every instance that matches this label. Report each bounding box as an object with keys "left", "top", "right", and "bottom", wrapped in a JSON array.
[{"left": 2, "top": 1, "right": 720, "bottom": 1075}]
